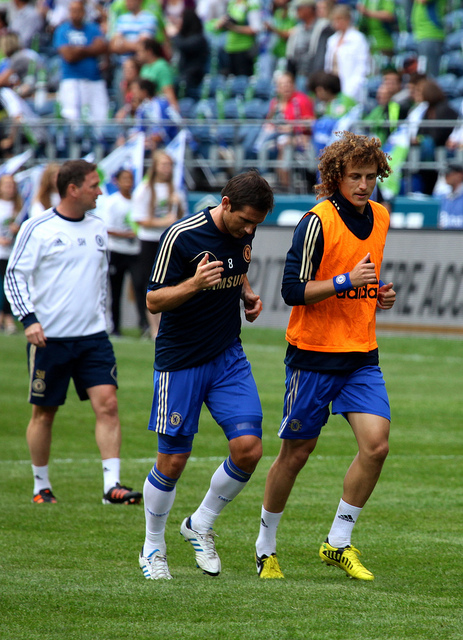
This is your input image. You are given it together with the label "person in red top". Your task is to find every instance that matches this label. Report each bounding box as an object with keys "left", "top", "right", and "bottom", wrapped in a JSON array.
[
  {"left": 260, "top": 71, "right": 315, "bottom": 189},
  {"left": 254, "top": 131, "right": 396, "bottom": 581}
]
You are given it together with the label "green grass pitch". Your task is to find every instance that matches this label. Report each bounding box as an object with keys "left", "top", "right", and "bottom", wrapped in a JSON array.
[{"left": 0, "top": 328, "right": 462, "bottom": 640}]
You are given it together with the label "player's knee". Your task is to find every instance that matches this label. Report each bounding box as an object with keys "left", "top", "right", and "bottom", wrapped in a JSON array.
[
  {"left": 371, "top": 440, "right": 389, "bottom": 464},
  {"left": 33, "top": 408, "right": 57, "bottom": 429},
  {"left": 99, "top": 393, "right": 119, "bottom": 419},
  {"left": 157, "top": 452, "right": 190, "bottom": 479},
  {"left": 279, "top": 439, "right": 315, "bottom": 474},
  {"left": 230, "top": 435, "right": 262, "bottom": 473}
]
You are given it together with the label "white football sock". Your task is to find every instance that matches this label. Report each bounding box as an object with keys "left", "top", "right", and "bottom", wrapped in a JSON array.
[
  {"left": 190, "top": 459, "right": 250, "bottom": 533},
  {"left": 102, "top": 458, "right": 120, "bottom": 493},
  {"left": 143, "top": 477, "right": 176, "bottom": 557},
  {"left": 328, "top": 499, "right": 363, "bottom": 548},
  {"left": 255, "top": 506, "right": 284, "bottom": 557},
  {"left": 32, "top": 464, "right": 51, "bottom": 494}
]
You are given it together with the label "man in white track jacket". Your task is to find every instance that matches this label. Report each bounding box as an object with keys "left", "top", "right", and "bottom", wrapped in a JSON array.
[{"left": 5, "top": 159, "right": 142, "bottom": 506}]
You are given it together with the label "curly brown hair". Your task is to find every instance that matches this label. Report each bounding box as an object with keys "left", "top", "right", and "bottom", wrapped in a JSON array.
[{"left": 315, "top": 131, "right": 392, "bottom": 199}]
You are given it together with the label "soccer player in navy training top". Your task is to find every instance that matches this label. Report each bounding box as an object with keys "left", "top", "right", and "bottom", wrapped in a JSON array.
[{"left": 138, "top": 170, "right": 274, "bottom": 580}]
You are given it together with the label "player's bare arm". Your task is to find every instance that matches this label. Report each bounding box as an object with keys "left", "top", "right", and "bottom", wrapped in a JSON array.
[
  {"left": 146, "top": 253, "right": 224, "bottom": 313},
  {"left": 303, "top": 253, "right": 378, "bottom": 305},
  {"left": 241, "top": 275, "right": 263, "bottom": 323}
]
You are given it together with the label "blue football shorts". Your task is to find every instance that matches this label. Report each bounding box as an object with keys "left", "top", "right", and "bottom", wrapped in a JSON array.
[
  {"left": 278, "top": 365, "right": 391, "bottom": 440},
  {"left": 27, "top": 334, "right": 118, "bottom": 406},
  {"left": 149, "top": 339, "right": 262, "bottom": 448}
]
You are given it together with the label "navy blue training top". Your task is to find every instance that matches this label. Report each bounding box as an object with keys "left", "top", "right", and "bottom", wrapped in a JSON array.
[{"left": 148, "top": 208, "right": 255, "bottom": 371}]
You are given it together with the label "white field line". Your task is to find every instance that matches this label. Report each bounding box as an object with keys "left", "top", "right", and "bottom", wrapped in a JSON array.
[{"left": 0, "top": 454, "right": 461, "bottom": 466}]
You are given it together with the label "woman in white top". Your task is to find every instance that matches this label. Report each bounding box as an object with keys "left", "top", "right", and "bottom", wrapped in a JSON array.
[
  {"left": 0, "top": 174, "right": 22, "bottom": 333},
  {"left": 102, "top": 168, "right": 146, "bottom": 336},
  {"left": 324, "top": 4, "right": 370, "bottom": 104},
  {"left": 132, "top": 150, "right": 184, "bottom": 338},
  {"left": 29, "top": 163, "right": 61, "bottom": 218}
]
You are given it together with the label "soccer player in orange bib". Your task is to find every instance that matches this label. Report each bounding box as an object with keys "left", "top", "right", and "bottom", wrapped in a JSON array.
[{"left": 255, "top": 131, "right": 396, "bottom": 581}]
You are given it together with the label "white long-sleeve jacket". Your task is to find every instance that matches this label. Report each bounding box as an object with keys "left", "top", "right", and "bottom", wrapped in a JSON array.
[
  {"left": 5, "top": 209, "right": 109, "bottom": 338},
  {"left": 325, "top": 27, "right": 371, "bottom": 103}
]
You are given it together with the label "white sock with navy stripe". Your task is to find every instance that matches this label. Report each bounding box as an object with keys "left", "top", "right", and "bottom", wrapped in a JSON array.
[
  {"left": 190, "top": 456, "right": 252, "bottom": 533},
  {"left": 143, "top": 465, "right": 178, "bottom": 557},
  {"left": 328, "top": 499, "right": 363, "bottom": 548}
]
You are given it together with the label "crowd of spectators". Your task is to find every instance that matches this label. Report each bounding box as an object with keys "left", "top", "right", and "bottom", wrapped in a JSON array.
[
  {"left": 1, "top": 0, "right": 463, "bottom": 338},
  {"left": 0, "top": 0, "right": 462, "bottom": 200}
]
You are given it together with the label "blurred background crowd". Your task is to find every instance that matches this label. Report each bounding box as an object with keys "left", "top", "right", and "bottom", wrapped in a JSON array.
[
  {"left": 0, "top": 0, "right": 462, "bottom": 193},
  {"left": 1, "top": 0, "right": 463, "bottom": 335}
]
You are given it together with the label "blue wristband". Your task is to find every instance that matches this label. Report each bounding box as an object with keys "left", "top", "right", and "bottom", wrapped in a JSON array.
[
  {"left": 379, "top": 279, "right": 385, "bottom": 288},
  {"left": 333, "top": 273, "right": 352, "bottom": 293}
]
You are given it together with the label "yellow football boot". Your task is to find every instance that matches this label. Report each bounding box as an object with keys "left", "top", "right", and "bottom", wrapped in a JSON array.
[{"left": 319, "top": 539, "right": 374, "bottom": 580}]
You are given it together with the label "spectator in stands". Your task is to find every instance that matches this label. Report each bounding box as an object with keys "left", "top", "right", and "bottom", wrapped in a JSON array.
[
  {"left": 363, "top": 69, "right": 408, "bottom": 144},
  {"left": 107, "top": 0, "right": 165, "bottom": 38},
  {"left": 119, "top": 56, "right": 141, "bottom": 108},
  {"left": 261, "top": 0, "right": 297, "bottom": 80},
  {"left": 213, "top": 0, "right": 263, "bottom": 77},
  {"left": 171, "top": 8, "right": 209, "bottom": 99},
  {"left": 412, "top": 78, "right": 458, "bottom": 195},
  {"left": 29, "top": 164, "right": 61, "bottom": 218},
  {"left": 196, "top": 0, "right": 228, "bottom": 24},
  {"left": 53, "top": 0, "right": 109, "bottom": 124},
  {"left": 131, "top": 150, "right": 185, "bottom": 339},
  {"left": 118, "top": 78, "right": 180, "bottom": 150},
  {"left": 410, "top": 0, "right": 445, "bottom": 78},
  {"left": 397, "top": 70, "right": 427, "bottom": 114},
  {"left": 254, "top": 71, "right": 315, "bottom": 189},
  {"left": 162, "top": 0, "right": 196, "bottom": 38},
  {"left": 0, "top": 173, "right": 21, "bottom": 334},
  {"left": 324, "top": 4, "right": 370, "bottom": 103},
  {"left": 137, "top": 37, "right": 179, "bottom": 110},
  {"left": 308, "top": 70, "right": 357, "bottom": 118},
  {"left": 8, "top": 0, "right": 43, "bottom": 49},
  {"left": 446, "top": 100, "right": 463, "bottom": 152},
  {"left": 101, "top": 168, "right": 146, "bottom": 336},
  {"left": 356, "top": 0, "right": 396, "bottom": 57},
  {"left": 0, "top": 34, "right": 45, "bottom": 100},
  {"left": 109, "top": 0, "right": 162, "bottom": 63},
  {"left": 438, "top": 162, "right": 463, "bottom": 229},
  {"left": 285, "top": 0, "right": 333, "bottom": 93}
]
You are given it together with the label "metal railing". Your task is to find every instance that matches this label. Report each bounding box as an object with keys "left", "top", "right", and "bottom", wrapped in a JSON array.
[{"left": 4, "top": 116, "right": 463, "bottom": 194}]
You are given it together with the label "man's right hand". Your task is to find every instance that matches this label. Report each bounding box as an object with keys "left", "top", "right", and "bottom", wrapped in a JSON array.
[
  {"left": 349, "top": 253, "right": 378, "bottom": 288},
  {"left": 194, "top": 253, "right": 224, "bottom": 290},
  {"left": 25, "top": 322, "right": 47, "bottom": 348}
]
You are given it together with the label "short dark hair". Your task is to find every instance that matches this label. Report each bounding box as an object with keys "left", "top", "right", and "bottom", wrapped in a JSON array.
[
  {"left": 57, "top": 160, "right": 97, "bottom": 198},
  {"left": 136, "top": 78, "right": 157, "bottom": 97},
  {"left": 140, "top": 38, "right": 165, "bottom": 59},
  {"left": 308, "top": 70, "right": 340, "bottom": 95},
  {"left": 221, "top": 170, "right": 274, "bottom": 214}
]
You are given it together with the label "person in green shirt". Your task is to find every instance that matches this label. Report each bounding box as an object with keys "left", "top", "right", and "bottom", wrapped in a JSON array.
[
  {"left": 356, "top": 0, "right": 396, "bottom": 57},
  {"left": 363, "top": 70, "right": 408, "bottom": 144},
  {"left": 308, "top": 71, "right": 357, "bottom": 119},
  {"left": 137, "top": 38, "right": 179, "bottom": 111},
  {"left": 107, "top": 0, "right": 166, "bottom": 40},
  {"left": 212, "top": 0, "right": 263, "bottom": 76},
  {"left": 410, "top": 0, "right": 445, "bottom": 78}
]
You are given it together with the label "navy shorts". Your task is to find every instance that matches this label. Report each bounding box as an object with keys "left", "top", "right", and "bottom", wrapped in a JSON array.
[
  {"left": 149, "top": 339, "right": 262, "bottom": 446},
  {"left": 278, "top": 365, "right": 390, "bottom": 440},
  {"left": 27, "top": 335, "right": 118, "bottom": 406}
]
